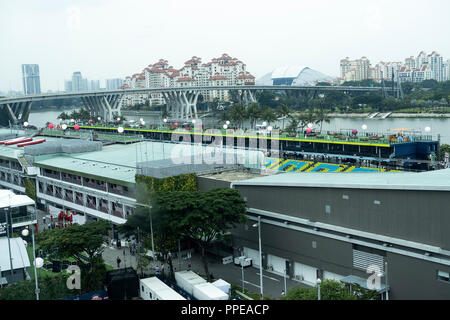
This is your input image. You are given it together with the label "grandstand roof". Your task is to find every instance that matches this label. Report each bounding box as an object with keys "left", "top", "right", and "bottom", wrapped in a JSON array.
[
  {"left": 233, "top": 169, "right": 450, "bottom": 191},
  {"left": 256, "top": 65, "right": 334, "bottom": 86}
]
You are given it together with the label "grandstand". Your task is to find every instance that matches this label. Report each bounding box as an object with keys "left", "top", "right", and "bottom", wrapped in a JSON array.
[{"left": 263, "top": 157, "right": 401, "bottom": 173}]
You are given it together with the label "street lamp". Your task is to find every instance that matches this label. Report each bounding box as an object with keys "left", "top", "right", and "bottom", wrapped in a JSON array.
[
  {"left": 316, "top": 278, "right": 322, "bottom": 300},
  {"left": 223, "top": 124, "right": 228, "bottom": 130},
  {"left": 226, "top": 120, "right": 230, "bottom": 126},
  {"left": 377, "top": 262, "right": 389, "bottom": 300},
  {"left": 134, "top": 202, "right": 155, "bottom": 258},
  {"left": 21, "top": 226, "right": 41, "bottom": 300},
  {"left": 252, "top": 216, "right": 263, "bottom": 300},
  {"left": 362, "top": 124, "right": 368, "bottom": 130},
  {"left": 117, "top": 127, "right": 124, "bottom": 134}
]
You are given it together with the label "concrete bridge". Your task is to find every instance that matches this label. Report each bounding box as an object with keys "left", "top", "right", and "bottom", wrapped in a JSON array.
[{"left": 0, "top": 85, "right": 388, "bottom": 125}]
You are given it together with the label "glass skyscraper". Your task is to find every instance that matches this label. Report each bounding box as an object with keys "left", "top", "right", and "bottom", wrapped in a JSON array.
[{"left": 21, "top": 64, "right": 41, "bottom": 94}]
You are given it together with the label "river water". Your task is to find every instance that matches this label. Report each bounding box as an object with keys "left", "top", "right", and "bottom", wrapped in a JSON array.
[{"left": 28, "top": 109, "right": 450, "bottom": 144}]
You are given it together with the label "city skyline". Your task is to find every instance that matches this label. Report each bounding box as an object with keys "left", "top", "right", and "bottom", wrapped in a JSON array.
[{"left": 1, "top": 0, "right": 450, "bottom": 92}]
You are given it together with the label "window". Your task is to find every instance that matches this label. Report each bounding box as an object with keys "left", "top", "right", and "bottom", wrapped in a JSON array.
[{"left": 437, "top": 271, "right": 450, "bottom": 283}]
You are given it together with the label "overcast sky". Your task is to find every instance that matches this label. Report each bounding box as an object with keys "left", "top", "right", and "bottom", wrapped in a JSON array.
[{"left": 1, "top": 0, "right": 450, "bottom": 92}]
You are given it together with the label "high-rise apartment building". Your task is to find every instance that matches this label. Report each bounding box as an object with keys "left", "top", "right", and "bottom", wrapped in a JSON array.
[
  {"left": 339, "top": 57, "right": 370, "bottom": 82},
  {"left": 88, "top": 80, "right": 100, "bottom": 91},
  {"left": 339, "top": 51, "right": 448, "bottom": 84},
  {"left": 120, "top": 53, "right": 254, "bottom": 106},
  {"left": 21, "top": 64, "right": 41, "bottom": 94},
  {"left": 106, "top": 78, "right": 123, "bottom": 90}
]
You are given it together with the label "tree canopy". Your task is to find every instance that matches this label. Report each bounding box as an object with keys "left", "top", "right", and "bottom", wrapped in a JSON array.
[
  {"left": 282, "top": 279, "right": 379, "bottom": 300},
  {"left": 143, "top": 188, "right": 247, "bottom": 281},
  {"left": 37, "top": 221, "right": 110, "bottom": 292}
]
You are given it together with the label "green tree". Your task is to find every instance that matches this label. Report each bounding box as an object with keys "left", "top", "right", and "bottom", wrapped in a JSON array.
[
  {"left": 439, "top": 144, "right": 450, "bottom": 161},
  {"left": 0, "top": 273, "right": 77, "bottom": 300},
  {"left": 37, "top": 221, "right": 110, "bottom": 293},
  {"left": 152, "top": 188, "right": 247, "bottom": 282},
  {"left": 314, "top": 108, "right": 330, "bottom": 132},
  {"left": 283, "top": 279, "right": 378, "bottom": 300},
  {"left": 246, "top": 102, "right": 261, "bottom": 129},
  {"left": 276, "top": 104, "right": 292, "bottom": 129},
  {"left": 119, "top": 204, "right": 180, "bottom": 280},
  {"left": 285, "top": 115, "right": 300, "bottom": 135},
  {"left": 260, "top": 107, "right": 277, "bottom": 125},
  {"left": 227, "top": 103, "right": 246, "bottom": 128}
]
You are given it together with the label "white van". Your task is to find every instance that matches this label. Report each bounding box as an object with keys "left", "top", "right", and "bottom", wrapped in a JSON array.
[{"left": 140, "top": 277, "right": 186, "bottom": 300}]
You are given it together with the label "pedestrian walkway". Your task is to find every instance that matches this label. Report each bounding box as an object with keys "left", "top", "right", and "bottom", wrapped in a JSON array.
[{"left": 101, "top": 245, "right": 310, "bottom": 300}]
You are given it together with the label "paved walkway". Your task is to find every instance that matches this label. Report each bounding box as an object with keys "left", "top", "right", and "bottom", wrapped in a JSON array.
[
  {"left": 33, "top": 212, "right": 311, "bottom": 300},
  {"left": 101, "top": 245, "right": 310, "bottom": 300}
]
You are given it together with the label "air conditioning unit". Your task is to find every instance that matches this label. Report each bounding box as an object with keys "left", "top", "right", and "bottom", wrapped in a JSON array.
[
  {"left": 266, "top": 265, "right": 273, "bottom": 271},
  {"left": 295, "top": 275, "right": 304, "bottom": 281}
]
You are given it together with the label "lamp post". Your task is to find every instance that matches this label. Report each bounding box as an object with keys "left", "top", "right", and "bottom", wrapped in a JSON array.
[
  {"left": 316, "top": 278, "right": 322, "bottom": 300},
  {"left": 135, "top": 202, "right": 155, "bottom": 258},
  {"left": 378, "top": 262, "right": 389, "bottom": 300},
  {"left": 252, "top": 216, "right": 263, "bottom": 300},
  {"left": 21, "top": 223, "right": 40, "bottom": 300},
  {"left": 284, "top": 268, "right": 287, "bottom": 295},
  {"left": 241, "top": 263, "right": 245, "bottom": 293}
]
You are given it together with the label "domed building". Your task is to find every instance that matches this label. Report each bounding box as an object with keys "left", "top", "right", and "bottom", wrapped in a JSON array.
[{"left": 256, "top": 65, "right": 334, "bottom": 86}]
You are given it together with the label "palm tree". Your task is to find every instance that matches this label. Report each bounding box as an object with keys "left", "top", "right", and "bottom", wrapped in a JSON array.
[
  {"left": 276, "top": 104, "right": 292, "bottom": 129},
  {"left": 314, "top": 107, "right": 330, "bottom": 133},
  {"left": 246, "top": 102, "right": 261, "bottom": 130},
  {"left": 228, "top": 103, "right": 246, "bottom": 129},
  {"left": 260, "top": 107, "right": 278, "bottom": 126},
  {"left": 285, "top": 115, "right": 300, "bottom": 136},
  {"left": 297, "top": 109, "right": 317, "bottom": 132}
]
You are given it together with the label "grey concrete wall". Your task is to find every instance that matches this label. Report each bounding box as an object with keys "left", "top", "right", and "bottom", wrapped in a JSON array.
[
  {"left": 196, "top": 176, "right": 231, "bottom": 191},
  {"left": 235, "top": 185, "right": 450, "bottom": 250},
  {"left": 232, "top": 221, "right": 450, "bottom": 299},
  {"left": 231, "top": 222, "right": 364, "bottom": 280},
  {"left": 387, "top": 252, "right": 450, "bottom": 300}
]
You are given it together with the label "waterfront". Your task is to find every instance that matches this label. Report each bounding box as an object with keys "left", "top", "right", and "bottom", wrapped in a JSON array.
[{"left": 28, "top": 109, "right": 450, "bottom": 144}]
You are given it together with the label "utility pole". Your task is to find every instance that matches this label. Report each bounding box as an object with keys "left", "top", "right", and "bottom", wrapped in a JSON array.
[{"left": 5, "top": 208, "right": 14, "bottom": 277}]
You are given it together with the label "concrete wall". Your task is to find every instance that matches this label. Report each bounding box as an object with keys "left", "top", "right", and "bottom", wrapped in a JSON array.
[
  {"left": 387, "top": 252, "right": 450, "bottom": 300},
  {"left": 196, "top": 176, "right": 231, "bottom": 191},
  {"left": 235, "top": 185, "right": 450, "bottom": 250},
  {"left": 231, "top": 222, "right": 361, "bottom": 280},
  {"left": 232, "top": 222, "right": 450, "bottom": 299}
]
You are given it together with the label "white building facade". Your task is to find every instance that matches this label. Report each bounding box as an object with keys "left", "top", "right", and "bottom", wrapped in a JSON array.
[{"left": 119, "top": 54, "right": 255, "bottom": 106}]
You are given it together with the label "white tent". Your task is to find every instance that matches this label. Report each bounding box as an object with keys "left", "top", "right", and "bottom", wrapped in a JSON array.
[
  {"left": 0, "top": 190, "right": 35, "bottom": 209},
  {"left": 0, "top": 237, "right": 31, "bottom": 272},
  {"left": 212, "top": 279, "right": 231, "bottom": 295}
]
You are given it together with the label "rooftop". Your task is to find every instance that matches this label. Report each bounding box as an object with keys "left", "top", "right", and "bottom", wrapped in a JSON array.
[{"left": 232, "top": 169, "right": 450, "bottom": 191}]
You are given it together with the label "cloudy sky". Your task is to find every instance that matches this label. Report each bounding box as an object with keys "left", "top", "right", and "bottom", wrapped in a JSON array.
[{"left": 1, "top": 0, "right": 449, "bottom": 92}]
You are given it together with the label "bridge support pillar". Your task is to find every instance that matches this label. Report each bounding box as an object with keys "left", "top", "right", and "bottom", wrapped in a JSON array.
[{"left": 81, "top": 95, "right": 122, "bottom": 122}]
